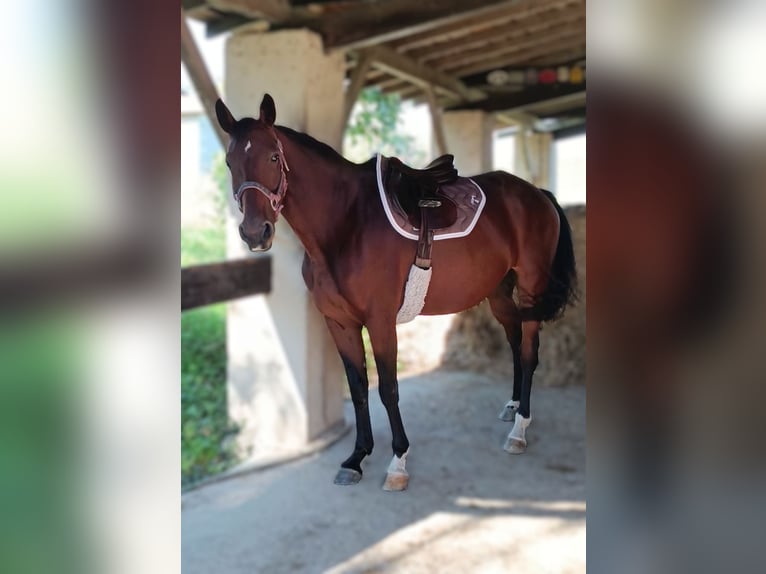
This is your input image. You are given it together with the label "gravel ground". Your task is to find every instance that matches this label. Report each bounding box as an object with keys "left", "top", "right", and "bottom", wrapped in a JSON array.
[{"left": 182, "top": 371, "right": 585, "bottom": 574}]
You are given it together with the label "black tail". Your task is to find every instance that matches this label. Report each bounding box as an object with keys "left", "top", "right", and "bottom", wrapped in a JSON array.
[{"left": 538, "top": 189, "right": 578, "bottom": 321}]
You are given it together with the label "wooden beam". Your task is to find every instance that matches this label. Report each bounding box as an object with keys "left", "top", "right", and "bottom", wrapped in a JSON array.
[
  {"left": 322, "top": 0, "right": 520, "bottom": 50},
  {"left": 525, "top": 47, "right": 587, "bottom": 67},
  {"left": 425, "top": 85, "right": 448, "bottom": 155},
  {"left": 0, "top": 241, "right": 156, "bottom": 315},
  {"left": 378, "top": 80, "right": 459, "bottom": 107},
  {"left": 450, "top": 39, "right": 585, "bottom": 78},
  {"left": 182, "top": 0, "right": 207, "bottom": 9},
  {"left": 394, "top": 0, "right": 578, "bottom": 55},
  {"left": 434, "top": 25, "right": 585, "bottom": 72},
  {"left": 182, "top": 257, "right": 272, "bottom": 311},
  {"left": 206, "top": 0, "right": 291, "bottom": 21},
  {"left": 409, "top": 9, "right": 586, "bottom": 64},
  {"left": 496, "top": 112, "right": 585, "bottom": 135},
  {"left": 448, "top": 85, "right": 585, "bottom": 113},
  {"left": 367, "top": 45, "right": 486, "bottom": 103},
  {"left": 519, "top": 91, "right": 587, "bottom": 116},
  {"left": 552, "top": 122, "right": 586, "bottom": 139},
  {"left": 343, "top": 52, "right": 374, "bottom": 129},
  {"left": 290, "top": 0, "right": 352, "bottom": 5},
  {"left": 497, "top": 110, "right": 538, "bottom": 127},
  {"left": 180, "top": 9, "right": 228, "bottom": 147},
  {"left": 364, "top": 75, "right": 402, "bottom": 91}
]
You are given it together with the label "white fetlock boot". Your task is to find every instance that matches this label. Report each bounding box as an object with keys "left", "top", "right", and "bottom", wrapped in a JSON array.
[
  {"left": 503, "top": 413, "right": 531, "bottom": 454},
  {"left": 382, "top": 449, "right": 410, "bottom": 491}
]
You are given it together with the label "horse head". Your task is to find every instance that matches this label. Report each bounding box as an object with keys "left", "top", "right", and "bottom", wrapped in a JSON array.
[{"left": 216, "top": 94, "right": 288, "bottom": 252}]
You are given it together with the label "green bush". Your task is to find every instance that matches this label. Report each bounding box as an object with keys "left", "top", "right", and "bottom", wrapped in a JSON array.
[{"left": 181, "top": 226, "right": 238, "bottom": 487}]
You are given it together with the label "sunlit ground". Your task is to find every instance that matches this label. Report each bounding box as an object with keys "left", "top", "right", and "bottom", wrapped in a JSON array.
[{"left": 182, "top": 372, "right": 585, "bottom": 574}]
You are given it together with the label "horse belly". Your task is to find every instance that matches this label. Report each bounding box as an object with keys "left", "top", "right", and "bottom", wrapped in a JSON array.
[{"left": 419, "top": 258, "right": 508, "bottom": 315}]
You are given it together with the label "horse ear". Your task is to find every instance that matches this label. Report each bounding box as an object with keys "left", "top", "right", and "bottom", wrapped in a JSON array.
[
  {"left": 259, "top": 93, "right": 276, "bottom": 126},
  {"left": 215, "top": 99, "right": 236, "bottom": 134}
]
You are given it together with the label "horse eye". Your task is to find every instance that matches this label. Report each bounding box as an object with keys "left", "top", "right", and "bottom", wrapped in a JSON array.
[{"left": 271, "top": 153, "right": 279, "bottom": 162}]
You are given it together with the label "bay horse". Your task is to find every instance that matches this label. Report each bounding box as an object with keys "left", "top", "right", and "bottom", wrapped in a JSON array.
[{"left": 216, "top": 94, "right": 577, "bottom": 491}]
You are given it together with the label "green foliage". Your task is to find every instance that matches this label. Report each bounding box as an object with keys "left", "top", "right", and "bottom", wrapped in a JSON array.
[
  {"left": 344, "top": 87, "right": 425, "bottom": 165},
  {"left": 181, "top": 227, "right": 226, "bottom": 267},
  {"left": 0, "top": 319, "right": 86, "bottom": 574},
  {"left": 181, "top": 226, "right": 238, "bottom": 487},
  {"left": 210, "top": 151, "right": 231, "bottom": 225},
  {"left": 181, "top": 303, "right": 237, "bottom": 486}
]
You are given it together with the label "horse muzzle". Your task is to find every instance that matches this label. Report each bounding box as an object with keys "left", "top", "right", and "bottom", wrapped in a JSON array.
[{"left": 239, "top": 221, "right": 274, "bottom": 252}]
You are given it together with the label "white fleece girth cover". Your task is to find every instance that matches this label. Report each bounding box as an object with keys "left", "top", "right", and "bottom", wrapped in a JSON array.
[{"left": 396, "top": 265, "right": 432, "bottom": 324}]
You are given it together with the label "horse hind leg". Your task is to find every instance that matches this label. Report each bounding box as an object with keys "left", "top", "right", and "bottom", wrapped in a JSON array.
[
  {"left": 489, "top": 269, "right": 545, "bottom": 454},
  {"left": 502, "top": 268, "right": 547, "bottom": 455},
  {"left": 488, "top": 272, "right": 523, "bottom": 423},
  {"left": 502, "top": 319, "right": 538, "bottom": 454}
]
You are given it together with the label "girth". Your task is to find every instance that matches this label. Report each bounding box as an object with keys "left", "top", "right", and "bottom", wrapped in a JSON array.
[{"left": 415, "top": 200, "right": 437, "bottom": 269}]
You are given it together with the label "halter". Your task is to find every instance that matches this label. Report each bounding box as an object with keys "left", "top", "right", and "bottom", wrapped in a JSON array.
[{"left": 233, "top": 134, "right": 290, "bottom": 219}]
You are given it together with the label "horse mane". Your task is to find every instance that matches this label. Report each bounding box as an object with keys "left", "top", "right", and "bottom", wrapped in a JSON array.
[
  {"left": 276, "top": 126, "right": 377, "bottom": 172},
  {"left": 235, "top": 118, "right": 375, "bottom": 172},
  {"left": 275, "top": 126, "right": 346, "bottom": 162}
]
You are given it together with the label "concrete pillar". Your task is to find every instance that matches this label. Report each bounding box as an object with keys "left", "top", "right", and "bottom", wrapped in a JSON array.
[
  {"left": 442, "top": 110, "right": 494, "bottom": 176},
  {"left": 224, "top": 30, "right": 346, "bottom": 458}
]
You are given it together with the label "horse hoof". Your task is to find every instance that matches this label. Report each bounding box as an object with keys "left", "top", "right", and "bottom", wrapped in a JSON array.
[
  {"left": 503, "top": 437, "right": 527, "bottom": 455},
  {"left": 498, "top": 403, "right": 517, "bottom": 422},
  {"left": 382, "top": 472, "right": 409, "bottom": 492},
  {"left": 334, "top": 468, "right": 362, "bottom": 485}
]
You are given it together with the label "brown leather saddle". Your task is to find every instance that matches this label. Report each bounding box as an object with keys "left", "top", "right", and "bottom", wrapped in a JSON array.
[
  {"left": 386, "top": 155, "right": 459, "bottom": 225},
  {"left": 378, "top": 154, "right": 485, "bottom": 269}
]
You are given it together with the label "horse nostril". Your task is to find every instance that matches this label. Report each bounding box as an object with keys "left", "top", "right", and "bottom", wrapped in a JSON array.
[
  {"left": 262, "top": 222, "right": 274, "bottom": 242},
  {"left": 239, "top": 224, "right": 247, "bottom": 241}
]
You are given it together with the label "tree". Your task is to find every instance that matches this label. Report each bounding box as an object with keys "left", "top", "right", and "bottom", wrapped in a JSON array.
[{"left": 343, "top": 87, "right": 425, "bottom": 166}]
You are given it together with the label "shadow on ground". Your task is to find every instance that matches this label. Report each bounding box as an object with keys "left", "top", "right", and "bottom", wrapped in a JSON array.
[{"left": 182, "top": 371, "right": 585, "bottom": 574}]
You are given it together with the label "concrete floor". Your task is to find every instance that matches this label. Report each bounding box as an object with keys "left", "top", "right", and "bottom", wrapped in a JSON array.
[{"left": 182, "top": 372, "right": 585, "bottom": 574}]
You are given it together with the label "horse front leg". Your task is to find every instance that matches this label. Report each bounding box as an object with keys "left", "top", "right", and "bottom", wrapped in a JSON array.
[
  {"left": 367, "top": 316, "right": 410, "bottom": 491},
  {"left": 325, "top": 318, "right": 373, "bottom": 485}
]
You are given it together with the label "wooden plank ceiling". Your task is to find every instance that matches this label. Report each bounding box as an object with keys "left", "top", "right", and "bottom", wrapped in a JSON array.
[{"left": 185, "top": 0, "right": 586, "bottom": 126}]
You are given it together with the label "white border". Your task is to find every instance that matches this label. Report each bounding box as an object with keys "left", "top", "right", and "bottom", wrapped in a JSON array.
[{"left": 375, "top": 153, "right": 486, "bottom": 241}]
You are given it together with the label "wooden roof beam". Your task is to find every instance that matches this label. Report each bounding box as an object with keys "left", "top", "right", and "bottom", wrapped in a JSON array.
[
  {"left": 322, "top": 0, "right": 522, "bottom": 50},
  {"left": 364, "top": 45, "right": 486, "bottom": 103},
  {"left": 447, "top": 85, "right": 586, "bottom": 113},
  {"left": 343, "top": 52, "right": 374, "bottom": 128},
  {"left": 181, "top": 8, "right": 228, "bottom": 147},
  {"left": 406, "top": 8, "right": 586, "bottom": 63},
  {"left": 525, "top": 47, "right": 586, "bottom": 66},
  {"left": 205, "top": 0, "right": 291, "bottom": 21},
  {"left": 392, "top": 0, "right": 579, "bottom": 53},
  {"left": 364, "top": 75, "right": 405, "bottom": 91},
  {"left": 425, "top": 86, "right": 448, "bottom": 155},
  {"left": 434, "top": 25, "right": 585, "bottom": 72},
  {"left": 450, "top": 39, "right": 585, "bottom": 77}
]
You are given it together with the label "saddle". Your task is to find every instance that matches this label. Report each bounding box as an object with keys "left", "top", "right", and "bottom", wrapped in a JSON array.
[{"left": 377, "top": 154, "right": 486, "bottom": 269}]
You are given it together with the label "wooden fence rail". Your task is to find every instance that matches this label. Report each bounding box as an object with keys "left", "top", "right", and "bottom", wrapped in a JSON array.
[{"left": 182, "top": 257, "right": 272, "bottom": 311}]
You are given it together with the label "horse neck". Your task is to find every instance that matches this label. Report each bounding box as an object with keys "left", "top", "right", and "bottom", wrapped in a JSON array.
[{"left": 276, "top": 127, "right": 361, "bottom": 261}]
